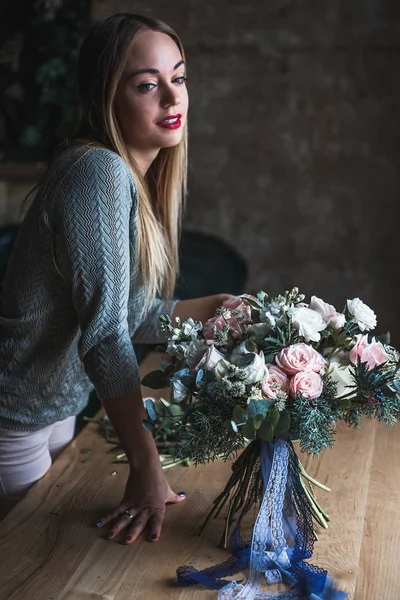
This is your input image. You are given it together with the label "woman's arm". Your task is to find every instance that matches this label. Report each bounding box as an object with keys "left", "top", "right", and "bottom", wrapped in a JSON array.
[{"left": 97, "top": 391, "right": 185, "bottom": 544}]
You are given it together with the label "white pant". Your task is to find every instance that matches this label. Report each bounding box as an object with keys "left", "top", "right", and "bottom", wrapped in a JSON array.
[{"left": 0, "top": 416, "right": 76, "bottom": 515}]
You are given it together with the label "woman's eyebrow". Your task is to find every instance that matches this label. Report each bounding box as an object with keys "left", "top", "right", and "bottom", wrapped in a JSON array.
[{"left": 129, "top": 59, "right": 185, "bottom": 77}]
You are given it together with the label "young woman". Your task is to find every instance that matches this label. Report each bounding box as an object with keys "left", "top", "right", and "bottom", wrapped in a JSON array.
[{"left": 0, "top": 13, "right": 232, "bottom": 542}]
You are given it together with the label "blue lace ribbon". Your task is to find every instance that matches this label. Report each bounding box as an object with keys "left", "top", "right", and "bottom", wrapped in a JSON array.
[{"left": 177, "top": 439, "right": 348, "bottom": 599}]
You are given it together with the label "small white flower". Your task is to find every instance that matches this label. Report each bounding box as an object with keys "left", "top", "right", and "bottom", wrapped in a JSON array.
[
  {"left": 347, "top": 298, "right": 377, "bottom": 331},
  {"left": 181, "top": 318, "right": 203, "bottom": 337},
  {"left": 289, "top": 306, "right": 327, "bottom": 342}
]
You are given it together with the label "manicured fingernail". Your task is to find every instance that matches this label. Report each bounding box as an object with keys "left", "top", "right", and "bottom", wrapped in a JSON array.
[
  {"left": 178, "top": 492, "right": 186, "bottom": 497},
  {"left": 94, "top": 520, "right": 102, "bottom": 527},
  {"left": 106, "top": 531, "right": 114, "bottom": 539},
  {"left": 150, "top": 533, "right": 158, "bottom": 541},
  {"left": 124, "top": 536, "right": 131, "bottom": 543}
]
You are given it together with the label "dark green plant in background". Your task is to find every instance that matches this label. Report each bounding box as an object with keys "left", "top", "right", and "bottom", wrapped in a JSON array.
[{"left": 0, "top": 0, "right": 92, "bottom": 162}]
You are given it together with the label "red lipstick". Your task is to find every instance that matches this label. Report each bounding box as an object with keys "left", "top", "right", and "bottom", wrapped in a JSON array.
[{"left": 157, "top": 113, "right": 182, "bottom": 130}]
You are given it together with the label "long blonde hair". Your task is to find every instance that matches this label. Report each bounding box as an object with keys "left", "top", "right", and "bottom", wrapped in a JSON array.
[{"left": 75, "top": 13, "right": 188, "bottom": 309}]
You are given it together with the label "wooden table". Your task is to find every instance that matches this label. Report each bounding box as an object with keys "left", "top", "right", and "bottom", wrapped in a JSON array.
[{"left": 0, "top": 355, "right": 399, "bottom": 600}]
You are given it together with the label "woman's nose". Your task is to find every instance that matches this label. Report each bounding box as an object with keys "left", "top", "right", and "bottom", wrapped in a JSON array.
[{"left": 161, "top": 84, "right": 181, "bottom": 108}]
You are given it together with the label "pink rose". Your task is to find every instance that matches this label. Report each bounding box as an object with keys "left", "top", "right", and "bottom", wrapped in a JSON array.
[
  {"left": 289, "top": 371, "right": 324, "bottom": 400},
  {"left": 261, "top": 365, "right": 289, "bottom": 400},
  {"left": 203, "top": 315, "right": 227, "bottom": 344},
  {"left": 222, "top": 296, "right": 252, "bottom": 323},
  {"left": 276, "top": 343, "right": 325, "bottom": 375},
  {"left": 349, "top": 334, "right": 389, "bottom": 370},
  {"left": 203, "top": 313, "right": 242, "bottom": 344}
]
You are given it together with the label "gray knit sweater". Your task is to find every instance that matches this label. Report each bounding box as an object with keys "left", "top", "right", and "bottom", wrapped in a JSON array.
[{"left": 0, "top": 146, "right": 177, "bottom": 431}]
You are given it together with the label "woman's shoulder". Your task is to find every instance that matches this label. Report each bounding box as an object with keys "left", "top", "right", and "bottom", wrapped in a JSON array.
[{"left": 54, "top": 144, "right": 135, "bottom": 185}]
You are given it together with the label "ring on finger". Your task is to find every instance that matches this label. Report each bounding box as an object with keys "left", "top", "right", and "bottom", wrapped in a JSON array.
[{"left": 123, "top": 509, "right": 135, "bottom": 520}]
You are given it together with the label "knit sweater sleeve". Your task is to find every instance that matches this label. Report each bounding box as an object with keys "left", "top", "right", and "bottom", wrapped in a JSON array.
[
  {"left": 131, "top": 297, "right": 180, "bottom": 344},
  {"left": 53, "top": 148, "right": 141, "bottom": 400}
]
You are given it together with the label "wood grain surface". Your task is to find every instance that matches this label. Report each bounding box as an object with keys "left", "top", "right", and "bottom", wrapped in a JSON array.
[{"left": 0, "top": 352, "right": 398, "bottom": 600}]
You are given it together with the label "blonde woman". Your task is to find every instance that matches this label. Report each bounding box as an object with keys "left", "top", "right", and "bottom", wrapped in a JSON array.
[{"left": 0, "top": 13, "right": 232, "bottom": 541}]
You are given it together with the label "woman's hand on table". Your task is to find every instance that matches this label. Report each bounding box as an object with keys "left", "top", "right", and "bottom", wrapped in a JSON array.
[{"left": 95, "top": 462, "right": 185, "bottom": 544}]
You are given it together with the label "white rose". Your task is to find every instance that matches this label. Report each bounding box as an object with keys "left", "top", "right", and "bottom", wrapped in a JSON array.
[
  {"left": 310, "top": 296, "right": 346, "bottom": 330},
  {"left": 327, "top": 363, "right": 354, "bottom": 398},
  {"left": 290, "top": 306, "right": 327, "bottom": 342},
  {"left": 239, "top": 352, "right": 267, "bottom": 384},
  {"left": 347, "top": 298, "right": 377, "bottom": 331},
  {"left": 195, "top": 346, "right": 226, "bottom": 372}
]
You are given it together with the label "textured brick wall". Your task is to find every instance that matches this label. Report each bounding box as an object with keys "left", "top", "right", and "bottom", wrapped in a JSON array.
[{"left": 12, "top": 1, "right": 400, "bottom": 340}]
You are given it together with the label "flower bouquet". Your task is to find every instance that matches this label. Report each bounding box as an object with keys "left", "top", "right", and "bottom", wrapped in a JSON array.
[{"left": 142, "top": 289, "right": 400, "bottom": 599}]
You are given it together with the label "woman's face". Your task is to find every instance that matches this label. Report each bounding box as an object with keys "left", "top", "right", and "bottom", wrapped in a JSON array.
[{"left": 115, "top": 29, "right": 189, "bottom": 166}]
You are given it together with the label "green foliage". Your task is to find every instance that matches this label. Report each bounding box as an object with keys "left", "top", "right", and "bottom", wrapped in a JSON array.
[
  {"left": 1, "top": 0, "right": 92, "bottom": 161},
  {"left": 288, "top": 381, "right": 342, "bottom": 455},
  {"left": 141, "top": 370, "right": 170, "bottom": 389}
]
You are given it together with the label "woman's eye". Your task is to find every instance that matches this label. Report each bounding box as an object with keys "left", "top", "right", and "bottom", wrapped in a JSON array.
[
  {"left": 137, "top": 83, "right": 157, "bottom": 94},
  {"left": 174, "top": 76, "right": 187, "bottom": 85}
]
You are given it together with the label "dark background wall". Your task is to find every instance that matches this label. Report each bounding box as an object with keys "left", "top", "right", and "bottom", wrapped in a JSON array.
[{"left": 93, "top": 0, "right": 400, "bottom": 341}]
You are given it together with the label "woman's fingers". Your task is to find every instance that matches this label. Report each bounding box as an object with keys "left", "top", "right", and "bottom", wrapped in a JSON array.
[
  {"left": 94, "top": 503, "right": 132, "bottom": 528},
  {"left": 104, "top": 508, "right": 139, "bottom": 540},
  {"left": 124, "top": 509, "right": 154, "bottom": 544},
  {"left": 146, "top": 507, "right": 166, "bottom": 542}
]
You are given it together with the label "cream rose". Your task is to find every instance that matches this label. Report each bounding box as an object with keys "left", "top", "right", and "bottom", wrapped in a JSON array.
[
  {"left": 276, "top": 343, "right": 325, "bottom": 375},
  {"left": 289, "top": 371, "right": 323, "bottom": 400}
]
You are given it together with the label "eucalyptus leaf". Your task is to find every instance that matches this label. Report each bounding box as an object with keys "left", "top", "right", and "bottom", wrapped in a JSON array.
[
  {"left": 233, "top": 405, "right": 248, "bottom": 424},
  {"left": 144, "top": 398, "right": 158, "bottom": 421},
  {"left": 257, "top": 419, "right": 274, "bottom": 441},
  {"left": 242, "top": 419, "right": 256, "bottom": 440},
  {"left": 274, "top": 409, "right": 291, "bottom": 437},
  {"left": 247, "top": 399, "right": 273, "bottom": 419},
  {"left": 253, "top": 413, "right": 264, "bottom": 430},
  {"left": 141, "top": 370, "right": 169, "bottom": 389},
  {"left": 267, "top": 408, "right": 280, "bottom": 428},
  {"left": 196, "top": 369, "right": 205, "bottom": 386}
]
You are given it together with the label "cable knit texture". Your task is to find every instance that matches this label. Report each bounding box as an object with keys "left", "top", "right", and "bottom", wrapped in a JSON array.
[{"left": 0, "top": 146, "right": 177, "bottom": 431}]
